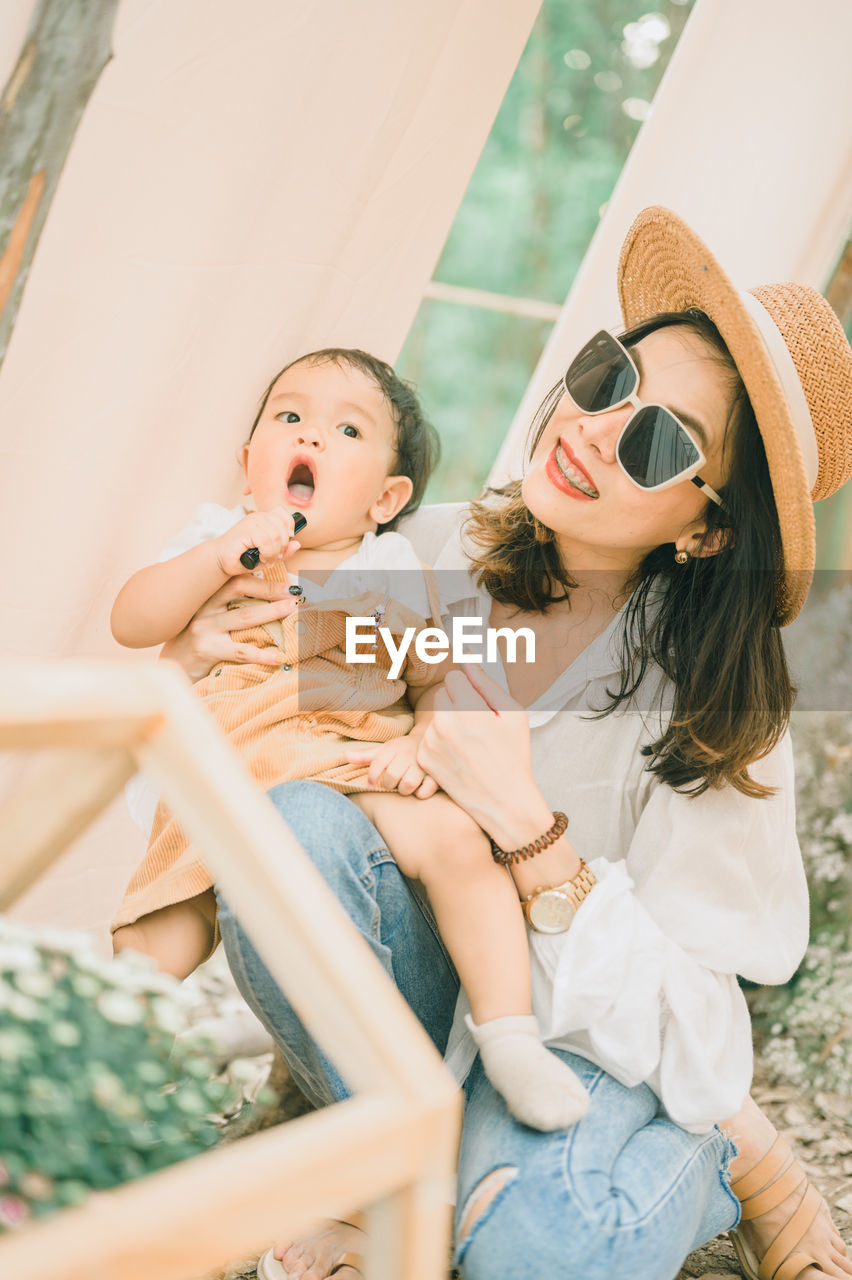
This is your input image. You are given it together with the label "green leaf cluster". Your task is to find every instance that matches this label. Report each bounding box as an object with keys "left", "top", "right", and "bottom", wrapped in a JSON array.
[{"left": 0, "top": 923, "right": 227, "bottom": 1231}]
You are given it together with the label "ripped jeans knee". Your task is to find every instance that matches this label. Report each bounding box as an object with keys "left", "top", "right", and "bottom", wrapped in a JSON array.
[
  {"left": 453, "top": 1056, "right": 740, "bottom": 1280},
  {"left": 456, "top": 1165, "right": 519, "bottom": 1253}
]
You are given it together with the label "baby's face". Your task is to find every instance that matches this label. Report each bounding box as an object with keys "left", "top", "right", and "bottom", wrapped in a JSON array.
[{"left": 243, "top": 359, "right": 410, "bottom": 547}]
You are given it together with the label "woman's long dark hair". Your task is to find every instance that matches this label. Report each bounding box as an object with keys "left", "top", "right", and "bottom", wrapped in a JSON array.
[{"left": 465, "top": 311, "right": 794, "bottom": 798}]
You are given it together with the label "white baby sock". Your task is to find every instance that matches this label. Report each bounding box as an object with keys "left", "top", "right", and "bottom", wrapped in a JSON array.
[{"left": 466, "top": 1013, "right": 589, "bottom": 1132}]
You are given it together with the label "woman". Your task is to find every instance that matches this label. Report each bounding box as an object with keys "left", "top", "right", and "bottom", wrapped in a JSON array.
[{"left": 164, "top": 208, "right": 852, "bottom": 1280}]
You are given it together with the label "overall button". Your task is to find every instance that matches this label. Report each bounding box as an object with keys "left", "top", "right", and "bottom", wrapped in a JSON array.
[{"left": 280, "top": 663, "right": 293, "bottom": 672}]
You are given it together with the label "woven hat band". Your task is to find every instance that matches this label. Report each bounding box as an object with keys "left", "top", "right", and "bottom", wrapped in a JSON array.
[{"left": 740, "top": 290, "right": 819, "bottom": 490}]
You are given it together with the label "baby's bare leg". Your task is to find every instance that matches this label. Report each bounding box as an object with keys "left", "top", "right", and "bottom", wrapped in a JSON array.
[
  {"left": 113, "top": 888, "right": 217, "bottom": 980},
  {"left": 353, "top": 792, "right": 588, "bottom": 1130},
  {"left": 356, "top": 791, "right": 528, "bottom": 1021}
]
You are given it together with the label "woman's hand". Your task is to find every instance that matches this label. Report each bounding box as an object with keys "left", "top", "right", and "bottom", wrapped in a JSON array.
[
  {"left": 160, "top": 575, "right": 302, "bottom": 680},
  {"left": 415, "top": 666, "right": 554, "bottom": 848}
]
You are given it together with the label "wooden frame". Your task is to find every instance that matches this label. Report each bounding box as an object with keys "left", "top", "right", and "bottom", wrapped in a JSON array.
[{"left": 0, "top": 659, "right": 462, "bottom": 1280}]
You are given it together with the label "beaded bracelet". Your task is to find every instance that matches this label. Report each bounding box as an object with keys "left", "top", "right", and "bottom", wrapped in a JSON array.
[{"left": 489, "top": 811, "right": 569, "bottom": 867}]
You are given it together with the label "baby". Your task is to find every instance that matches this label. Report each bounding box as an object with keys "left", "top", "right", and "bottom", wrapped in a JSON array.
[{"left": 110, "top": 347, "right": 588, "bottom": 1131}]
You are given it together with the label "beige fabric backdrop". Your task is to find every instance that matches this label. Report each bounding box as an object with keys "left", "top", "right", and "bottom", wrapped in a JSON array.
[{"left": 0, "top": 0, "right": 540, "bottom": 938}]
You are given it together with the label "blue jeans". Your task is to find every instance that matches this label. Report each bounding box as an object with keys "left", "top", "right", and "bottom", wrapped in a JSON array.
[{"left": 217, "top": 780, "right": 740, "bottom": 1280}]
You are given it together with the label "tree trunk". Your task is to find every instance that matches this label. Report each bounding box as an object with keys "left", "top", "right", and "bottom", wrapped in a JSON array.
[{"left": 0, "top": 0, "right": 120, "bottom": 367}]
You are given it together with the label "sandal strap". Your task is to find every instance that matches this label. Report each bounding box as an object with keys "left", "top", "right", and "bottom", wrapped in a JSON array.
[
  {"left": 772, "top": 1251, "right": 820, "bottom": 1280},
  {"left": 739, "top": 1160, "right": 804, "bottom": 1220},
  {"left": 730, "top": 1135, "right": 792, "bottom": 1201},
  {"left": 758, "top": 1181, "right": 822, "bottom": 1280}
]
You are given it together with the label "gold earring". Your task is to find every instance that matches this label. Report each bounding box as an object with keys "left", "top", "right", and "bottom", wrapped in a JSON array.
[{"left": 674, "top": 549, "right": 689, "bottom": 565}]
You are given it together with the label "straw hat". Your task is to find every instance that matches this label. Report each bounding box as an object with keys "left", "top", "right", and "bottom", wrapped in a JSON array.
[{"left": 617, "top": 205, "right": 852, "bottom": 624}]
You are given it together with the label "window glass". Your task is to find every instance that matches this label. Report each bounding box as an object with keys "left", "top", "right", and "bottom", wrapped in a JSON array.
[{"left": 397, "top": 0, "right": 696, "bottom": 502}]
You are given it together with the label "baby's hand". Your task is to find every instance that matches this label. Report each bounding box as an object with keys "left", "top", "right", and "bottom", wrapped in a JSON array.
[
  {"left": 346, "top": 735, "right": 438, "bottom": 799},
  {"left": 213, "top": 508, "right": 300, "bottom": 577}
]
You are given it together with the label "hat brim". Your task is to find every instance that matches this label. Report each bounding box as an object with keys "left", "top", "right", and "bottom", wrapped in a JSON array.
[{"left": 617, "top": 206, "right": 815, "bottom": 624}]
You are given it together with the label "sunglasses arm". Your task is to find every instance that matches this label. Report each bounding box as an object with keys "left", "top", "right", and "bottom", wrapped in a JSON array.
[{"left": 691, "top": 475, "right": 727, "bottom": 509}]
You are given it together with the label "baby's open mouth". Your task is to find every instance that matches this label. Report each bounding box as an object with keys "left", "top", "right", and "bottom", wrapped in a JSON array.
[{"left": 287, "top": 460, "right": 315, "bottom": 505}]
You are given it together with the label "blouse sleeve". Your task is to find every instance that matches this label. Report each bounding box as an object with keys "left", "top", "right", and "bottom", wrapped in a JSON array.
[{"left": 528, "top": 731, "right": 809, "bottom": 1132}]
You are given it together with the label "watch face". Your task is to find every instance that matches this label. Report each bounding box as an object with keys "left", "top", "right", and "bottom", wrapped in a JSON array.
[{"left": 528, "top": 889, "right": 576, "bottom": 934}]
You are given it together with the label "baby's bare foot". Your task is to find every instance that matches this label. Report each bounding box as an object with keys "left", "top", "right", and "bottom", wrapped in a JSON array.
[{"left": 258, "top": 1219, "right": 364, "bottom": 1280}]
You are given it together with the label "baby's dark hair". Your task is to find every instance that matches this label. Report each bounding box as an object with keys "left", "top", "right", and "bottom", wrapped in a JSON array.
[{"left": 248, "top": 347, "right": 440, "bottom": 530}]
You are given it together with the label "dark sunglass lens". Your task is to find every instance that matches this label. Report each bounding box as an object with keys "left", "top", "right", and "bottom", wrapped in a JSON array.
[
  {"left": 565, "top": 332, "right": 636, "bottom": 413},
  {"left": 618, "top": 407, "right": 700, "bottom": 488}
]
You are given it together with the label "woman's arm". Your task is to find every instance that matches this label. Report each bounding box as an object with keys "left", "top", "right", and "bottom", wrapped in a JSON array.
[
  {"left": 111, "top": 506, "right": 301, "bottom": 648},
  {"left": 415, "top": 665, "right": 807, "bottom": 1132},
  {"left": 415, "top": 666, "right": 582, "bottom": 891}
]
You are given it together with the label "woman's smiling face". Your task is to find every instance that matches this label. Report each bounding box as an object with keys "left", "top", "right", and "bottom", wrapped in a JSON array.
[{"left": 522, "top": 325, "right": 737, "bottom": 573}]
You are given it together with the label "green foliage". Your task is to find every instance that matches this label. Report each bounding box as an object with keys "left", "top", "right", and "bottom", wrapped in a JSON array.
[
  {"left": 756, "top": 934, "right": 852, "bottom": 1097},
  {"left": 398, "top": 0, "right": 696, "bottom": 502},
  {"left": 0, "top": 922, "right": 230, "bottom": 1231},
  {"left": 749, "top": 582, "right": 852, "bottom": 1095}
]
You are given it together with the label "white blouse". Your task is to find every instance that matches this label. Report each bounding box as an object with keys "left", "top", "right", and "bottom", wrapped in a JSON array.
[{"left": 401, "top": 502, "right": 809, "bottom": 1134}]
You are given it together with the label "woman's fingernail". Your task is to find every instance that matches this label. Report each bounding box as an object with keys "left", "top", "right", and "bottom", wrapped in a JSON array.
[{"left": 289, "top": 584, "right": 303, "bottom": 595}]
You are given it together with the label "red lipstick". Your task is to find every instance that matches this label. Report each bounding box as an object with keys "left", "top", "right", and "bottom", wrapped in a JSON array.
[{"left": 545, "top": 438, "right": 599, "bottom": 500}]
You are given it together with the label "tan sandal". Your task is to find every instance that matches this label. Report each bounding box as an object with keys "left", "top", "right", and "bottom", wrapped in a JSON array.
[
  {"left": 729, "top": 1134, "right": 823, "bottom": 1280},
  {"left": 257, "top": 1244, "right": 364, "bottom": 1278}
]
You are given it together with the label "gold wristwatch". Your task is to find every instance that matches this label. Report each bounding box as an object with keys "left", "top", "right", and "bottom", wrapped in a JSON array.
[{"left": 522, "top": 860, "right": 597, "bottom": 934}]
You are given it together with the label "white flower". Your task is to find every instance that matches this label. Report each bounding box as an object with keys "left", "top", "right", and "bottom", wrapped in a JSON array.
[
  {"left": 150, "top": 998, "right": 187, "bottom": 1035},
  {"left": 27, "top": 926, "right": 92, "bottom": 955},
  {"left": 91, "top": 1071, "right": 125, "bottom": 1108},
  {"left": 73, "top": 951, "right": 122, "bottom": 982},
  {"left": 7, "top": 993, "right": 40, "bottom": 1021},
  {"left": 0, "top": 1028, "right": 35, "bottom": 1061},
  {"left": 14, "top": 971, "right": 54, "bottom": 1000},
  {"left": 226, "top": 1058, "right": 264, "bottom": 1087},
  {"left": 70, "top": 974, "right": 102, "bottom": 999},
  {"left": 95, "top": 991, "right": 144, "bottom": 1026},
  {"left": 810, "top": 849, "right": 846, "bottom": 883},
  {"left": 50, "top": 1021, "right": 82, "bottom": 1047},
  {"left": 826, "top": 810, "right": 852, "bottom": 845},
  {"left": 0, "top": 942, "right": 41, "bottom": 974}
]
